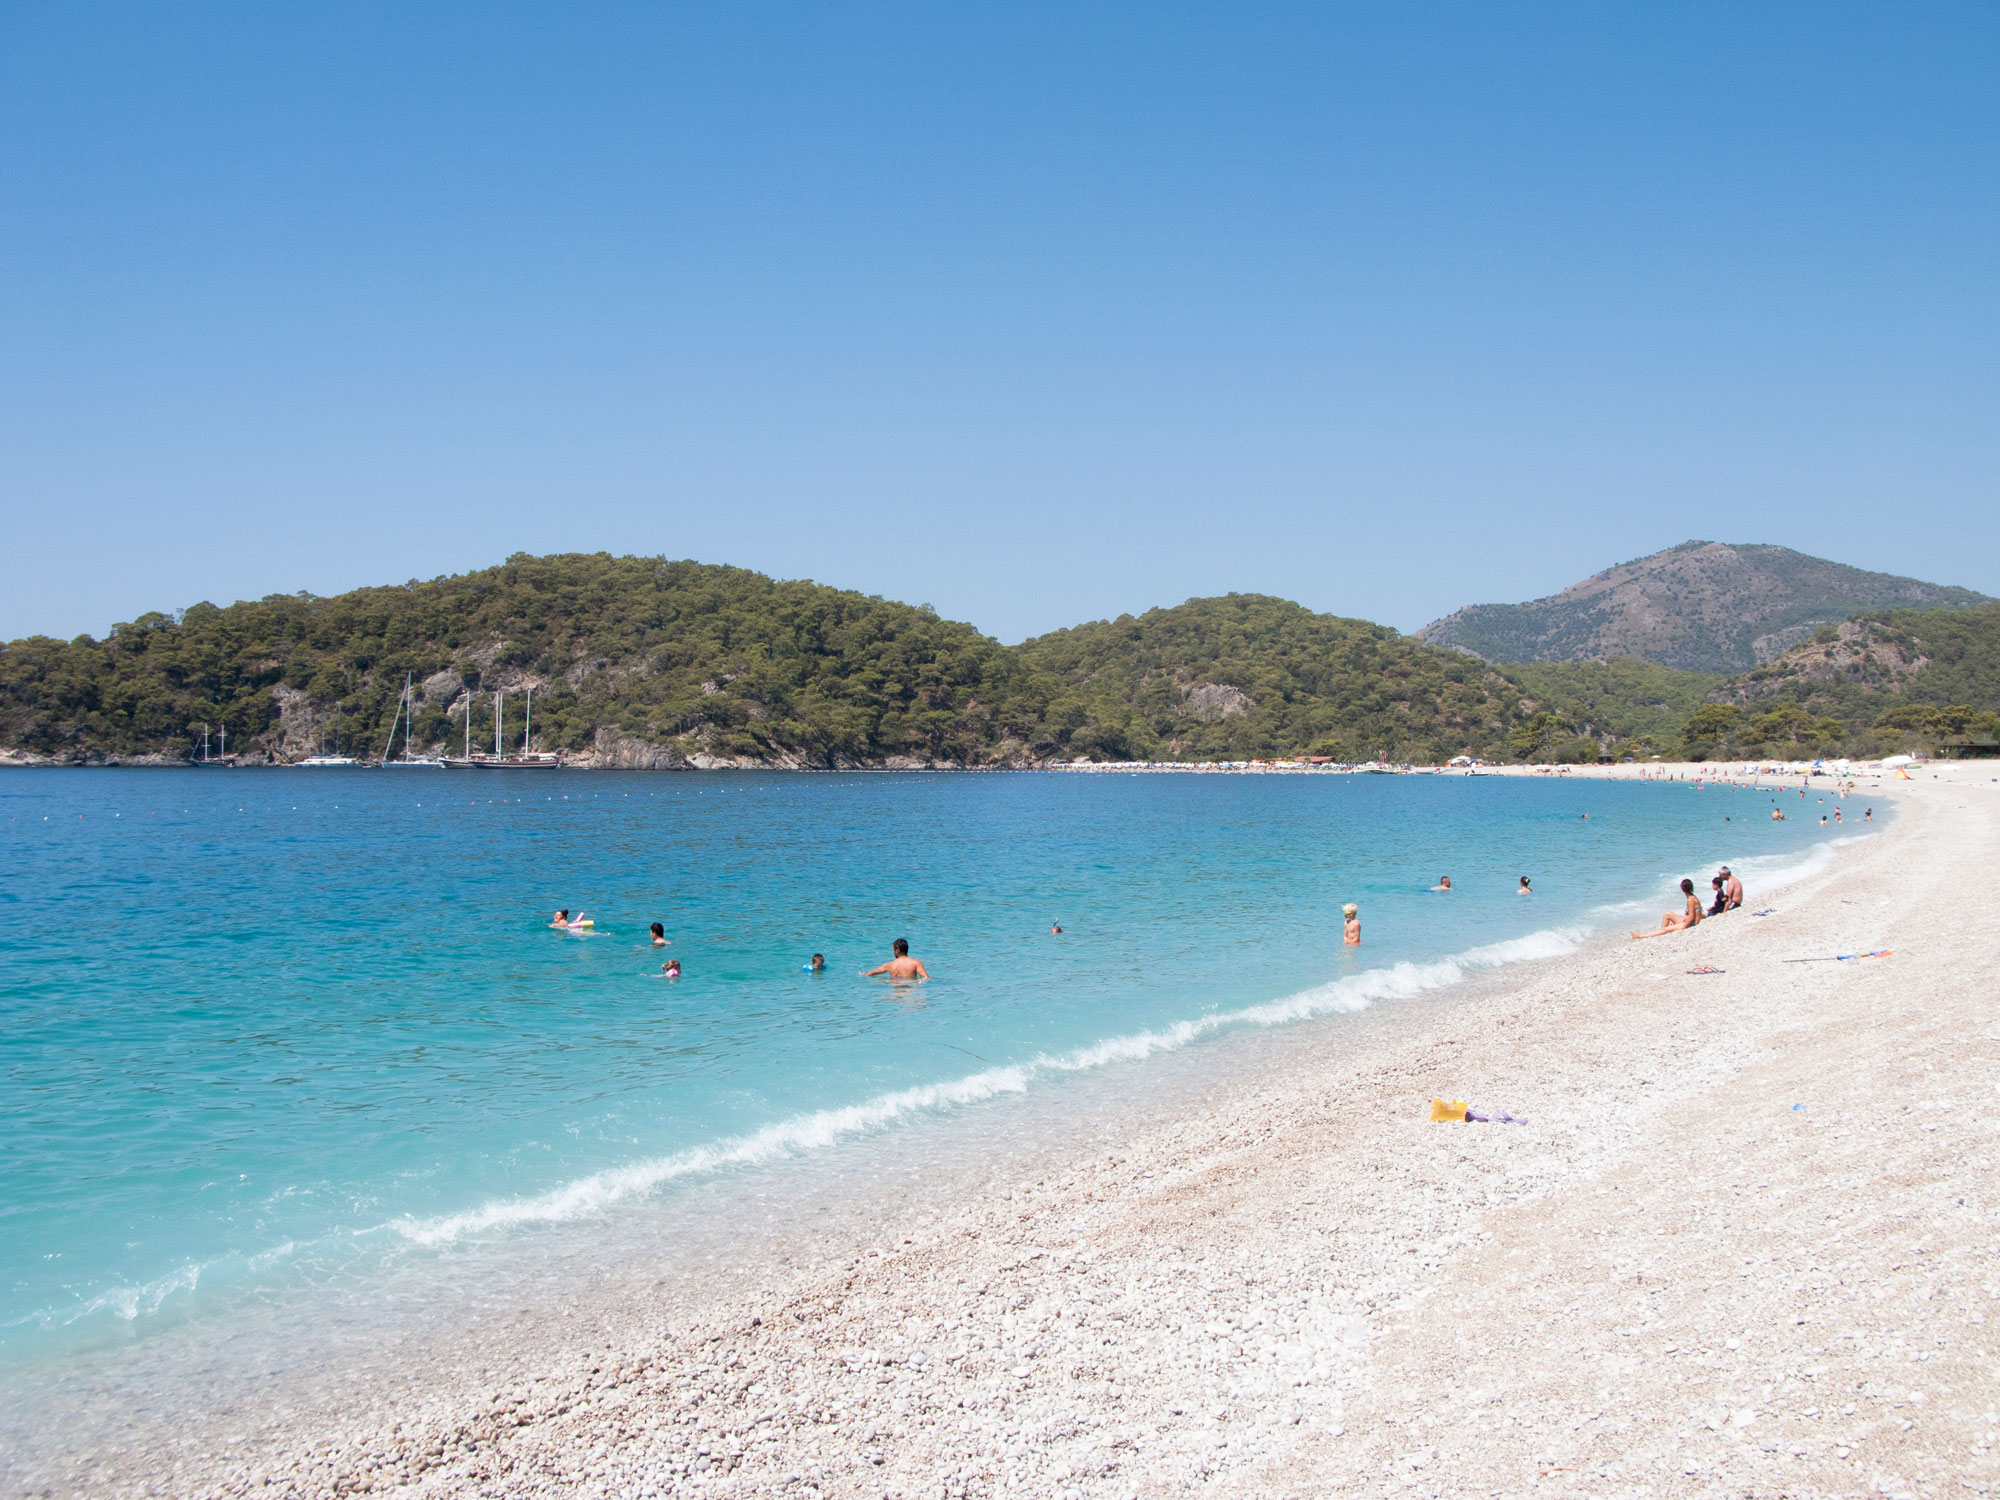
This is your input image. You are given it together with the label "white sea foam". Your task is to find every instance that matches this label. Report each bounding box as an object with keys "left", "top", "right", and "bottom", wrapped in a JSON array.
[{"left": 383, "top": 921, "right": 1593, "bottom": 1248}]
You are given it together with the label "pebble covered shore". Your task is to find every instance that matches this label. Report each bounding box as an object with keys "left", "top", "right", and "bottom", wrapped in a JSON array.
[{"left": 36, "top": 765, "right": 2000, "bottom": 1499}]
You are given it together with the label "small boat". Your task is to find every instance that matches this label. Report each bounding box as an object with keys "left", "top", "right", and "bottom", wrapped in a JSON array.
[
  {"left": 296, "top": 754, "right": 360, "bottom": 767},
  {"left": 381, "top": 673, "right": 445, "bottom": 768}
]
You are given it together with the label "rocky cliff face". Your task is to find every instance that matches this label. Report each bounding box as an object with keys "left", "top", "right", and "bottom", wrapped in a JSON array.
[{"left": 1419, "top": 541, "right": 1989, "bottom": 672}]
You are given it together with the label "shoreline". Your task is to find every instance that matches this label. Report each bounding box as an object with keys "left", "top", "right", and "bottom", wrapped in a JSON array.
[{"left": 16, "top": 764, "right": 1993, "bottom": 1498}]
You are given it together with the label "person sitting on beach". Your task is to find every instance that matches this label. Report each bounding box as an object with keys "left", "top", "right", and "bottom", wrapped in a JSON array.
[
  {"left": 1431, "top": 876, "right": 1451, "bottom": 892},
  {"left": 864, "top": 938, "right": 930, "bottom": 982},
  {"left": 1630, "top": 879, "right": 1703, "bottom": 940},
  {"left": 661, "top": 958, "right": 682, "bottom": 978},
  {"left": 1707, "top": 876, "right": 1729, "bottom": 917},
  {"left": 1517, "top": 876, "right": 1532, "bottom": 895},
  {"left": 1342, "top": 903, "right": 1361, "bottom": 945},
  {"left": 806, "top": 953, "right": 825, "bottom": 972},
  {"left": 650, "top": 922, "right": 669, "bottom": 947},
  {"left": 1721, "top": 866, "right": 1743, "bottom": 909}
]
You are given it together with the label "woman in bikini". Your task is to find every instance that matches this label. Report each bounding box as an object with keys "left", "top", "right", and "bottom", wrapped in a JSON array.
[{"left": 1630, "top": 879, "right": 1703, "bottom": 939}]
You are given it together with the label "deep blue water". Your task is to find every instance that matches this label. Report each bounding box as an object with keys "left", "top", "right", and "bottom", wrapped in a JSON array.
[{"left": 0, "top": 768, "right": 1849, "bottom": 1368}]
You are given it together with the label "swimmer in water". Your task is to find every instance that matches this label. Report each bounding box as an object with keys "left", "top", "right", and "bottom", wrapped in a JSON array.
[
  {"left": 806, "top": 953, "right": 825, "bottom": 973},
  {"left": 1342, "top": 903, "right": 1361, "bottom": 946},
  {"left": 550, "top": 909, "right": 572, "bottom": 928},
  {"left": 661, "top": 958, "right": 682, "bottom": 978},
  {"left": 864, "top": 938, "right": 930, "bottom": 982},
  {"left": 1051, "top": 921, "right": 1063, "bottom": 934},
  {"left": 1431, "top": 875, "right": 1451, "bottom": 892},
  {"left": 1517, "top": 876, "right": 1532, "bottom": 896},
  {"left": 1772, "top": 807, "right": 1786, "bottom": 820},
  {"left": 650, "top": 922, "right": 669, "bottom": 947}
]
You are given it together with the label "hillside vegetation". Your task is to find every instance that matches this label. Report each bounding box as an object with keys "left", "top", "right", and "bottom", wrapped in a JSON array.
[
  {"left": 1017, "top": 595, "right": 1526, "bottom": 763},
  {"left": 0, "top": 556, "right": 1533, "bottom": 766},
  {"left": 1675, "top": 604, "right": 2000, "bottom": 760},
  {"left": 0, "top": 555, "right": 1043, "bottom": 767},
  {"left": 1419, "top": 541, "right": 1989, "bottom": 672}
]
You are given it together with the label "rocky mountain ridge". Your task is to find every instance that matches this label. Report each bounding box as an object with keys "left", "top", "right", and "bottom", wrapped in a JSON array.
[{"left": 1418, "top": 541, "right": 1989, "bottom": 672}]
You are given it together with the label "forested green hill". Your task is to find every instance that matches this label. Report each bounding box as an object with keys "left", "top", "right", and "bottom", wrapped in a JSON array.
[
  {"left": 1674, "top": 604, "right": 2000, "bottom": 758},
  {"left": 0, "top": 555, "right": 1044, "bottom": 766},
  {"left": 7, "top": 554, "right": 1991, "bottom": 767},
  {"left": 0, "top": 557, "right": 1532, "bottom": 766},
  {"left": 1016, "top": 594, "right": 1525, "bottom": 762}
]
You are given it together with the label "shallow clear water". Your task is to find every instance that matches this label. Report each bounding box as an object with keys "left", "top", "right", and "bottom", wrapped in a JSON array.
[{"left": 0, "top": 768, "right": 1851, "bottom": 1372}]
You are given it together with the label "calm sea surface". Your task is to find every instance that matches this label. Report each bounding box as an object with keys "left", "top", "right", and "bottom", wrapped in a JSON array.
[{"left": 0, "top": 768, "right": 1853, "bottom": 1376}]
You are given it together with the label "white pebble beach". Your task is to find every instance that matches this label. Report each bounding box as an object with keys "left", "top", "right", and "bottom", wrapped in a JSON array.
[{"left": 40, "top": 761, "right": 2000, "bottom": 1499}]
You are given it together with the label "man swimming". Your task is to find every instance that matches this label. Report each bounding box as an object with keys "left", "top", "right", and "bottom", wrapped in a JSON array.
[
  {"left": 864, "top": 938, "right": 930, "bottom": 982},
  {"left": 1430, "top": 876, "right": 1452, "bottom": 892},
  {"left": 650, "top": 922, "right": 669, "bottom": 947}
]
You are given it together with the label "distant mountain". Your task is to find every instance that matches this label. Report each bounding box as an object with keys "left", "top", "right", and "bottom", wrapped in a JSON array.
[{"left": 1417, "top": 541, "right": 1991, "bottom": 672}]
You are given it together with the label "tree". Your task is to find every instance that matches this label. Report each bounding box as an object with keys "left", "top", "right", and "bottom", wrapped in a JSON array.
[{"left": 1678, "top": 703, "right": 1743, "bottom": 757}]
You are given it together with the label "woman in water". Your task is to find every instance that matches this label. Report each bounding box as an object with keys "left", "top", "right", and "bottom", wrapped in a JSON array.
[
  {"left": 1342, "top": 903, "right": 1361, "bottom": 946},
  {"left": 1630, "top": 879, "right": 1703, "bottom": 939},
  {"left": 650, "top": 922, "right": 669, "bottom": 947},
  {"left": 550, "top": 909, "right": 574, "bottom": 929},
  {"left": 1517, "top": 876, "right": 1532, "bottom": 895}
]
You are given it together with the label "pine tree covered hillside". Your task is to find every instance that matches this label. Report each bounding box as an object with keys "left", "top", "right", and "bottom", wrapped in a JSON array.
[
  {"left": 0, "top": 558, "right": 1538, "bottom": 766},
  {"left": 1016, "top": 594, "right": 1527, "bottom": 763},
  {"left": 0, "top": 554, "right": 1047, "bottom": 767}
]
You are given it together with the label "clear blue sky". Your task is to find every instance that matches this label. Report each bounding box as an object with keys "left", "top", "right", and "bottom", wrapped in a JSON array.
[{"left": 3, "top": 3, "right": 1995, "bottom": 644}]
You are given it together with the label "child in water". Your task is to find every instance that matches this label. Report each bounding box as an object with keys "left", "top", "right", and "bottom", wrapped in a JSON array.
[
  {"left": 805, "top": 953, "right": 825, "bottom": 972},
  {"left": 661, "top": 958, "right": 682, "bottom": 979},
  {"left": 1342, "top": 903, "right": 1361, "bottom": 946}
]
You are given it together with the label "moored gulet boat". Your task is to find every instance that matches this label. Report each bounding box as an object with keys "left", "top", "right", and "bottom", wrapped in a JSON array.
[{"left": 446, "top": 687, "right": 563, "bottom": 768}]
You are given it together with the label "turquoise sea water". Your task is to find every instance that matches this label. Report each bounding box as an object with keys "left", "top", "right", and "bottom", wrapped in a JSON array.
[{"left": 0, "top": 768, "right": 1854, "bottom": 1374}]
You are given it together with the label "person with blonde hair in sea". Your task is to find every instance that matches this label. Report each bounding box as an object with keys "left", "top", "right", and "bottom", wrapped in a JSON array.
[{"left": 1342, "top": 903, "right": 1361, "bottom": 946}]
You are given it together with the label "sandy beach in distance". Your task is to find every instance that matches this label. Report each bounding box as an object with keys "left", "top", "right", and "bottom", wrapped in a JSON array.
[{"left": 50, "top": 761, "right": 2000, "bottom": 1499}]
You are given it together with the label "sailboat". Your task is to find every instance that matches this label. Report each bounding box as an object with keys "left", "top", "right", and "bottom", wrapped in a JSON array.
[
  {"left": 192, "top": 723, "right": 236, "bottom": 767},
  {"left": 446, "top": 689, "right": 561, "bottom": 768},
  {"left": 381, "top": 674, "right": 445, "bottom": 768}
]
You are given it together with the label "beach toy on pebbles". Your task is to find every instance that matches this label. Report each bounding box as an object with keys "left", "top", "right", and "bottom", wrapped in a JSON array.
[
  {"left": 1686, "top": 965, "right": 1725, "bottom": 975},
  {"left": 1431, "top": 1098, "right": 1527, "bottom": 1124}
]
